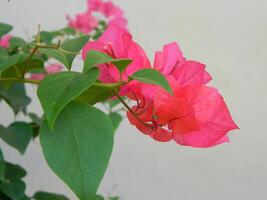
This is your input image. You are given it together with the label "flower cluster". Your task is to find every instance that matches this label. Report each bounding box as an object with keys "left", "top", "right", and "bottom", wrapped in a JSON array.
[
  {"left": 67, "top": 0, "right": 127, "bottom": 34},
  {"left": 82, "top": 25, "right": 238, "bottom": 148}
]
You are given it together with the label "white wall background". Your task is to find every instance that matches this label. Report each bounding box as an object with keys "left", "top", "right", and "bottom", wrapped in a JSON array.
[{"left": 1, "top": 0, "right": 267, "bottom": 199}]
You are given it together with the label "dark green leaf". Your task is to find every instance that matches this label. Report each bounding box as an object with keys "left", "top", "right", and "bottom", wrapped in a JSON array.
[
  {"left": 84, "top": 50, "right": 131, "bottom": 73},
  {"left": 0, "top": 148, "right": 5, "bottom": 181},
  {"left": 39, "top": 48, "right": 69, "bottom": 69},
  {"left": 0, "top": 23, "right": 13, "bottom": 38},
  {"left": 108, "top": 112, "right": 122, "bottom": 131},
  {"left": 0, "top": 180, "right": 25, "bottom": 200},
  {"left": 0, "top": 122, "right": 32, "bottom": 154},
  {"left": 0, "top": 83, "right": 31, "bottom": 114},
  {"left": 37, "top": 68, "right": 99, "bottom": 128},
  {"left": 40, "top": 101, "right": 114, "bottom": 200},
  {"left": 75, "top": 83, "right": 115, "bottom": 105},
  {"left": 33, "top": 191, "right": 69, "bottom": 200},
  {"left": 61, "top": 35, "right": 89, "bottom": 69},
  {"left": 130, "top": 69, "right": 172, "bottom": 94},
  {"left": 5, "top": 162, "right": 27, "bottom": 181},
  {"left": 21, "top": 195, "right": 31, "bottom": 200}
]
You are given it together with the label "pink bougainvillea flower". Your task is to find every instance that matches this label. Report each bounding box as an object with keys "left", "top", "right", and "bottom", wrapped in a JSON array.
[
  {"left": 30, "top": 64, "right": 63, "bottom": 81},
  {"left": 87, "top": 0, "right": 102, "bottom": 11},
  {"left": 67, "top": 11, "right": 98, "bottom": 34},
  {"left": 82, "top": 25, "right": 150, "bottom": 83},
  {"left": 0, "top": 35, "right": 12, "bottom": 48},
  {"left": 126, "top": 42, "right": 238, "bottom": 147}
]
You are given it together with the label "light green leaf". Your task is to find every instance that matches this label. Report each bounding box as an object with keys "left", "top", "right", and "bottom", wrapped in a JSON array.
[
  {"left": 33, "top": 191, "right": 69, "bottom": 200},
  {"left": 0, "top": 180, "right": 25, "bottom": 200},
  {"left": 130, "top": 68, "right": 172, "bottom": 94},
  {"left": 84, "top": 50, "right": 131, "bottom": 73},
  {"left": 0, "top": 122, "right": 32, "bottom": 154},
  {"left": 108, "top": 112, "right": 122, "bottom": 131},
  {"left": 61, "top": 35, "right": 89, "bottom": 69},
  {"left": 40, "top": 101, "right": 114, "bottom": 200},
  {"left": 39, "top": 48, "right": 69, "bottom": 69},
  {"left": 37, "top": 68, "right": 99, "bottom": 128},
  {"left": 0, "top": 23, "right": 13, "bottom": 38}
]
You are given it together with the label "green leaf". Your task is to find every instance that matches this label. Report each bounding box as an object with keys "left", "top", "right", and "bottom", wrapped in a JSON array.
[
  {"left": 0, "top": 180, "right": 25, "bottom": 200},
  {"left": 39, "top": 48, "right": 70, "bottom": 69},
  {"left": 0, "top": 47, "right": 8, "bottom": 62},
  {"left": 37, "top": 68, "right": 99, "bottom": 128},
  {"left": 108, "top": 197, "right": 120, "bottom": 200},
  {"left": 130, "top": 69, "right": 172, "bottom": 94},
  {"left": 93, "top": 195, "right": 104, "bottom": 200},
  {"left": 75, "top": 83, "right": 115, "bottom": 105},
  {"left": 60, "top": 27, "right": 76, "bottom": 35},
  {"left": 61, "top": 35, "right": 89, "bottom": 69},
  {"left": 0, "top": 122, "right": 32, "bottom": 154},
  {"left": 0, "top": 54, "right": 22, "bottom": 75},
  {"left": 108, "top": 112, "right": 122, "bottom": 131},
  {"left": 21, "top": 195, "right": 31, "bottom": 200},
  {"left": 107, "top": 99, "right": 120, "bottom": 109},
  {"left": 40, "top": 101, "right": 114, "bottom": 200},
  {"left": 4, "top": 162, "right": 27, "bottom": 181},
  {"left": 0, "top": 148, "right": 5, "bottom": 181},
  {"left": 33, "top": 191, "right": 69, "bottom": 200},
  {"left": 9, "top": 37, "right": 26, "bottom": 49},
  {"left": 0, "top": 83, "right": 31, "bottom": 114},
  {"left": 28, "top": 113, "right": 43, "bottom": 125},
  {"left": 0, "top": 23, "right": 13, "bottom": 38},
  {"left": 84, "top": 50, "right": 132, "bottom": 73}
]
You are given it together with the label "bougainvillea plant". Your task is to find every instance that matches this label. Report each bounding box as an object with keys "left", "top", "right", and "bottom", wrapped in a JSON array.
[{"left": 0, "top": 0, "right": 238, "bottom": 199}]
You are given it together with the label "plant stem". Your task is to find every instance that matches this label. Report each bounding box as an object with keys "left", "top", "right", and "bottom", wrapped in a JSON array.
[
  {"left": 0, "top": 78, "right": 40, "bottom": 85},
  {"left": 113, "top": 89, "right": 151, "bottom": 128}
]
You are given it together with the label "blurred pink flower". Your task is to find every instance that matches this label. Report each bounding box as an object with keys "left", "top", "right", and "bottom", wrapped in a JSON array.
[
  {"left": 67, "top": 0, "right": 127, "bottom": 34},
  {"left": 30, "top": 64, "right": 63, "bottom": 81},
  {"left": 0, "top": 35, "right": 12, "bottom": 48},
  {"left": 67, "top": 11, "right": 98, "bottom": 34}
]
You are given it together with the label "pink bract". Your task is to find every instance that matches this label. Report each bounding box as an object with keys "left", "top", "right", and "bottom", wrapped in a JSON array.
[
  {"left": 126, "top": 42, "right": 238, "bottom": 147},
  {"left": 0, "top": 35, "right": 12, "bottom": 48},
  {"left": 82, "top": 25, "right": 150, "bottom": 83}
]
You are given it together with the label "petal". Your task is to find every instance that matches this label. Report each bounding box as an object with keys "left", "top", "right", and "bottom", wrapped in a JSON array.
[
  {"left": 98, "top": 25, "right": 132, "bottom": 58},
  {"left": 172, "top": 60, "right": 211, "bottom": 86},
  {"left": 124, "top": 41, "right": 151, "bottom": 76},
  {"left": 173, "top": 86, "right": 238, "bottom": 147},
  {"left": 150, "top": 128, "right": 173, "bottom": 142},
  {"left": 82, "top": 41, "right": 105, "bottom": 60},
  {"left": 161, "top": 42, "right": 184, "bottom": 75},
  {"left": 153, "top": 51, "right": 164, "bottom": 70}
]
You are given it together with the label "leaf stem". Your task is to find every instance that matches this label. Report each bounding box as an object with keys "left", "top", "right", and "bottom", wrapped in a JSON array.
[{"left": 113, "top": 89, "right": 151, "bottom": 128}]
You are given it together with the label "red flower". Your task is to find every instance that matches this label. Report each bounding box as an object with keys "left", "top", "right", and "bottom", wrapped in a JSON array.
[{"left": 126, "top": 42, "right": 238, "bottom": 147}]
